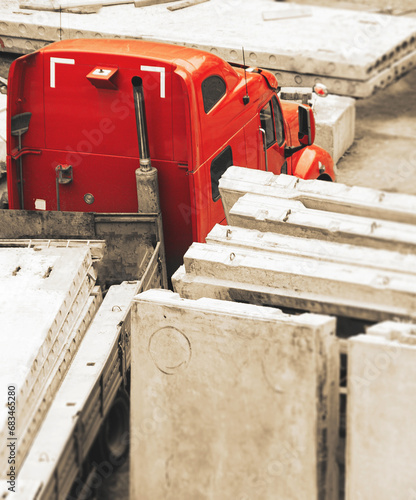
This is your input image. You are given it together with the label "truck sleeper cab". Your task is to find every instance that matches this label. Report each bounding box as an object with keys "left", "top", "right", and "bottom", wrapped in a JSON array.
[{"left": 7, "top": 39, "right": 335, "bottom": 275}]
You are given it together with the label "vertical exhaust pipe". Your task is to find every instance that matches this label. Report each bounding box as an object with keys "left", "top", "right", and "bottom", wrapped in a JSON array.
[
  {"left": 132, "top": 76, "right": 159, "bottom": 213},
  {"left": 132, "top": 76, "right": 167, "bottom": 288},
  {"left": 132, "top": 76, "right": 152, "bottom": 173}
]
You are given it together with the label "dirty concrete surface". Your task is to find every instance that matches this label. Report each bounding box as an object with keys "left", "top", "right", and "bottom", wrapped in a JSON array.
[{"left": 0, "top": 0, "right": 415, "bottom": 498}]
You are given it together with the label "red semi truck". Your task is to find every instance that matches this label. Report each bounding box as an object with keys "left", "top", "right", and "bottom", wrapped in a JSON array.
[{"left": 6, "top": 39, "right": 335, "bottom": 275}]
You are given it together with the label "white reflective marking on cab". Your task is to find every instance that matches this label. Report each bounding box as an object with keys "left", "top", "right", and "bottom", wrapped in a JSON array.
[
  {"left": 140, "top": 65, "right": 166, "bottom": 98},
  {"left": 50, "top": 57, "right": 75, "bottom": 88},
  {"left": 35, "top": 199, "right": 46, "bottom": 210}
]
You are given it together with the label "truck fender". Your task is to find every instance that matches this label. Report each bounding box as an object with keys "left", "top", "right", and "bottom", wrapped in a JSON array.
[{"left": 291, "top": 144, "right": 336, "bottom": 181}]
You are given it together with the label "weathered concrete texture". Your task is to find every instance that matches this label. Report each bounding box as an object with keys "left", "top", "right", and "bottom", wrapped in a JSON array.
[
  {"left": 0, "top": 245, "right": 100, "bottom": 478},
  {"left": 279, "top": 90, "right": 356, "bottom": 163},
  {"left": 228, "top": 192, "right": 416, "bottom": 254},
  {"left": 131, "top": 289, "right": 339, "bottom": 500},
  {"left": 313, "top": 94, "right": 356, "bottom": 164},
  {"left": 273, "top": 49, "right": 416, "bottom": 97},
  {"left": 0, "top": 0, "right": 416, "bottom": 96},
  {"left": 9, "top": 281, "right": 138, "bottom": 500},
  {"left": 343, "top": 0, "right": 415, "bottom": 14},
  {"left": 173, "top": 240, "right": 416, "bottom": 322},
  {"left": 346, "top": 323, "right": 416, "bottom": 500},
  {"left": 206, "top": 224, "right": 416, "bottom": 276},
  {"left": 219, "top": 167, "right": 416, "bottom": 226}
]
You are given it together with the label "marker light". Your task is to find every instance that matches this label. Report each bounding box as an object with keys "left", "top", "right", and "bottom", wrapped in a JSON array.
[{"left": 313, "top": 83, "right": 329, "bottom": 97}]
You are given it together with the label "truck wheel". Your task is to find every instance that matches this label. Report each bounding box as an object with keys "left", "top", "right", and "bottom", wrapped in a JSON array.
[
  {"left": 92, "top": 390, "right": 130, "bottom": 466},
  {"left": 317, "top": 174, "right": 333, "bottom": 181}
]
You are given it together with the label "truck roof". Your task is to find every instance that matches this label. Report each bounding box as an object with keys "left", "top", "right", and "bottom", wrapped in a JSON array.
[{"left": 40, "top": 38, "right": 239, "bottom": 79}]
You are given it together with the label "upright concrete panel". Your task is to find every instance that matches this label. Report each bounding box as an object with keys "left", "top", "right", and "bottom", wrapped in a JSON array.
[
  {"left": 346, "top": 325, "right": 416, "bottom": 500},
  {"left": 313, "top": 94, "right": 356, "bottom": 164},
  {"left": 131, "top": 290, "right": 338, "bottom": 500}
]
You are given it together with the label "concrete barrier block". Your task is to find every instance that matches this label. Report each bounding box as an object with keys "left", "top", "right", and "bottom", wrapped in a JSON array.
[
  {"left": 227, "top": 192, "right": 416, "bottom": 254},
  {"left": 131, "top": 289, "right": 338, "bottom": 500},
  {"left": 174, "top": 242, "right": 416, "bottom": 322},
  {"left": 206, "top": 224, "right": 416, "bottom": 276},
  {"left": 313, "top": 94, "right": 356, "bottom": 164},
  {"left": 346, "top": 324, "right": 416, "bottom": 500},
  {"left": 279, "top": 91, "right": 356, "bottom": 164},
  {"left": 219, "top": 166, "right": 416, "bottom": 225}
]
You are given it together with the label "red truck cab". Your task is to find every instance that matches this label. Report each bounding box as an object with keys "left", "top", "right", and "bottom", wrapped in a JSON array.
[{"left": 7, "top": 39, "right": 334, "bottom": 275}]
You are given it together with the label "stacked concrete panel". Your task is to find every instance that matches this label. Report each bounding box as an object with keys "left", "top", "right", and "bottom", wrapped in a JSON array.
[
  {"left": 0, "top": 243, "right": 104, "bottom": 479},
  {"left": 3, "top": 281, "right": 138, "bottom": 499},
  {"left": 1, "top": 0, "right": 415, "bottom": 96},
  {"left": 173, "top": 234, "right": 416, "bottom": 323},
  {"left": 131, "top": 289, "right": 339, "bottom": 500},
  {"left": 346, "top": 322, "right": 416, "bottom": 500},
  {"left": 219, "top": 166, "right": 416, "bottom": 225}
]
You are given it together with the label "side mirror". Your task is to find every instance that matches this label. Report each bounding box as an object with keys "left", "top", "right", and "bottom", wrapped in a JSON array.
[{"left": 298, "top": 104, "right": 315, "bottom": 146}]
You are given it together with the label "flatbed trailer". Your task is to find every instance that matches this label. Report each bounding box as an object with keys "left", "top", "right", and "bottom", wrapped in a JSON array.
[{"left": 0, "top": 204, "right": 167, "bottom": 499}]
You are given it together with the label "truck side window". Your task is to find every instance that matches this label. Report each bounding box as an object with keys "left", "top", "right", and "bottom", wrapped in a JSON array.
[
  {"left": 272, "top": 96, "right": 285, "bottom": 146},
  {"left": 202, "top": 75, "right": 226, "bottom": 113},
  {"left": 260, "top": 101, "right": 275, "bottom": 148},
  {"left": 211, "top": 146, "right": 233, "bottom": 202}
]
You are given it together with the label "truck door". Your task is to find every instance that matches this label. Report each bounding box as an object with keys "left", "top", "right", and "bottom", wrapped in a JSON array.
[{"left": 259, "top": 95, "right": 287, "bottom": 175}]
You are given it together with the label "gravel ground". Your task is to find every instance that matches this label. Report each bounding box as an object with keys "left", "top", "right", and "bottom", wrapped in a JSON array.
[{"left": 337, "top": 68, "right": 416, "bottom": 194}]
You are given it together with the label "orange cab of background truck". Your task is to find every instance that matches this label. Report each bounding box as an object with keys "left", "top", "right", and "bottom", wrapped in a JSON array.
[{"left": 6, "top": 39, "right": 335, "bottom": 276}]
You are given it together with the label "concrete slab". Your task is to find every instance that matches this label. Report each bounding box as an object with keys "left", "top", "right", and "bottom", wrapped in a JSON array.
[
  {"left": 206, "top": 224, "right": 416, "bottom": 276},
  {"left": 0, "top": 0, "right": 416, "bottom": 96},
  {"left": 131, "top": 289, "right": 338, "bottom": 500},
  {"left": 346, "top": 325, "right": 416, "bottom": 500},
  {"left": 9, "top": 281, "right": 138, "bottom": 499},
  {"left": 174, "top": 241, "right": 416, "bottom": 321},
  {"left": 228, "top": 192, "right": 416, "bottom": 254},
  {"left": 219, "top": 167, "right": 416, "bottom": 225},
  {"left": 0, "top": 246, "right": 95, "bottom": 478}
]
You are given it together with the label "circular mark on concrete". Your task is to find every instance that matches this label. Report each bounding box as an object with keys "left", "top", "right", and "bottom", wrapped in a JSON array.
[
  {"left": 75, "top": 31, "right": 84, "bottom": 38},
  {"left": 230, "top": 50, "right": 238, "bottom": 60},
  {"left": 18, "top": 24, "right": 27, "bottom": 34},
  {"left": 149, "top": 327, "right": 191, "bottom": 375},
  {"left": 25, "top": 41, "right": 33, "bottom": 50},
  {"left": 38, "top": 26, "right": 45, "bottom": 36},
  {"left": 5, "top": 38, "right": 13, "bottom": 49},
  {"left": 210, "top": 47, "right": 218, "bottom": 54},
  {"left": 269, "top": 55, "right": 276, "bottom": 65},
  {"left": 0, "top": 22, "right": 8, "bottom": 30},
  {"left": 249, "top": 52, "right": 257, "bottom": 62},
  {"left": 327, "top": 62, "right": 336, "bottom": 74},
  {"left": 294, "top": 74, "right": 302, "bottom": 84}
]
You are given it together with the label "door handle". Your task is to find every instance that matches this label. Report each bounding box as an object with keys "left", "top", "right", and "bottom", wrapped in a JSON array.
[{"left": 259, "top": 127, "right": 268, "bottom": 172}]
